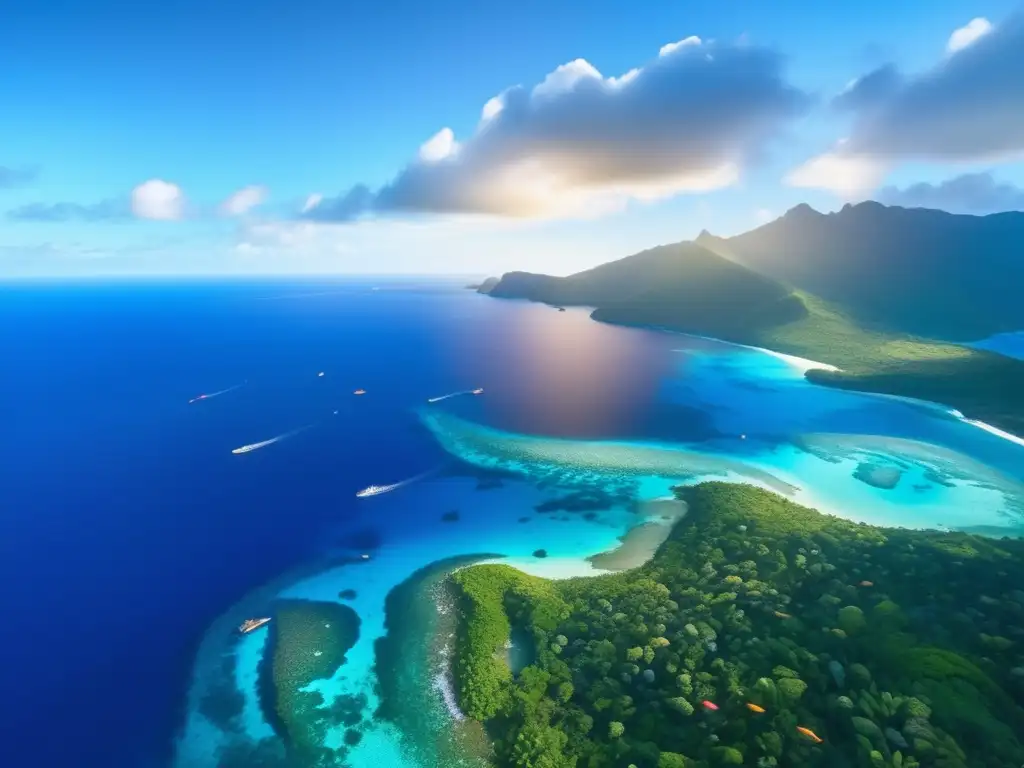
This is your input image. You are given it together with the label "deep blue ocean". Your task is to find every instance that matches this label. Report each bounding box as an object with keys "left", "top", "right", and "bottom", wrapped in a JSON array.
[
  {"left": 2, "top": 278, "right": 1023, "bottom": 768},
  {"left": 0, "top": 278, "right": 689, "bottom": 767}
]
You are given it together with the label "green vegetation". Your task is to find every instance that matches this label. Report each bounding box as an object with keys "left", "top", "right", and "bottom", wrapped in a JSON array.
[
  {"left": 374, "top": 554, "right": 502, "bottom": 768},
  {"left": 262, "top": 600, "right": 361, "bottom": 753},
  {"left": 450, "top": 483, "right": 1024, "bottom": 768},
  {"left": 749, "top": 293, "right": 1024, "bottom": 437},
  {"left": 696, "top": 202, "right": 1024, "bottom": 341}
]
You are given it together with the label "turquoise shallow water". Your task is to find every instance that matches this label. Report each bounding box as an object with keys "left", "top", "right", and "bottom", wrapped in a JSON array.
[{"left": 172, "top": 302, "right": 1024, "bottom": 768}]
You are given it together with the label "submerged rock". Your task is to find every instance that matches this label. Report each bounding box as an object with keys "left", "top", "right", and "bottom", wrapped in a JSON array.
[
  {"left": 441, "top": 509, "right": 460, "bottom": 523},
  {"left": 853, "top": 462, "right": 903, "bottom": 490},
  {"left": 533, "top": 549, "right": 548, "bottom": 558},
  {"left": 828, "top": 660, "right": 846, "bottom": 688}
]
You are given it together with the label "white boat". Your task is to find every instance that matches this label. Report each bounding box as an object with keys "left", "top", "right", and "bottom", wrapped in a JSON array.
[
  {"left": 239, "top": 617, "right": 271, "bottom": 634},
  {"left": 356, "top": 484, "right": 390, "bottom": 498}
]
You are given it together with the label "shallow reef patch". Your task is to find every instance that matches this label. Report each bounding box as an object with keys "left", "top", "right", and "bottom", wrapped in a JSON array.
[{"left": 260, "top": 599, "right": 360, "bottom": 753}]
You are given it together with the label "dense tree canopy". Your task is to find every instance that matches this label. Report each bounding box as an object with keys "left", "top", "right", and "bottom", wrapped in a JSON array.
[{"left": 452, "top": 483, "right": 1024, "bottom": 768}]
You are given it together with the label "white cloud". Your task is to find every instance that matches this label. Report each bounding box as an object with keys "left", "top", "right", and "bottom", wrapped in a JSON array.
[
  {"left": 301, "top": 193, "right": 323, "bottom": 213},
  {"left": 785, "top": 146, "right": 888, "bottom": 195},
  {"left": 307, "top": 36, "right": 808, "bottom": 222},
  {"left": 788, "top": 11, "right": 1024, "bottom": 194},
  {"left": 481, "top": 95, "right": 505, "bottom": 121},
  {"left": 659, "top": 36, "right": 702, "bottom": 57},
  {"left": 947, "top": 17, "right": 993, "bottom": 54},
  {"left": 219, "top": 185, "right": 267, "bottom": 216},
  {"left": 531, "top": 59, "right": 603, "bottom": 99},
  {"left": 418, "top": 127, "right": 459, "bottom": 162},
  {"left": 131, "top": 179, "right": 184, "bottom": 220},
  {"left": 607, "top": 67, "right": 641, "bottom": 88}
]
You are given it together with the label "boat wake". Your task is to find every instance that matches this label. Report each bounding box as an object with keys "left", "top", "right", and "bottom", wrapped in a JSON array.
[
  {"left": 356, "top": 468, "right": 438, "bottom": 498},
  {"left": 426, "top": 388, "right": 484, "bottom": 403},
  {"left": 189, "top": 382, "right": 246, "bottom": 404},
  {"left": 231, "top": 424, "right": 315, "bottom": 455}
]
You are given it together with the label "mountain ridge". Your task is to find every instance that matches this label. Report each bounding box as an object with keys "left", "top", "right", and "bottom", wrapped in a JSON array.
[
  {"left": 483, "top": 202, "right": 1024, "bottom": 435},
  {"left": 693, "top": 201, "right": 1024, "bottom": 339}
]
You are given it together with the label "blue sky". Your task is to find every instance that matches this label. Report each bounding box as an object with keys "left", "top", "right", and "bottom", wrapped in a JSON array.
[{"left": 2, "top": 0, "right": 1022, "bottom": 277}]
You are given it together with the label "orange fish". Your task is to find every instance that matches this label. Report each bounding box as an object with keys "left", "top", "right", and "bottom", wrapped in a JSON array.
[
  {"left": 774, "top": 611, "right": 792, "bottom": 619},
  {"left": 796, "top": 726, "right": 824, "bottom": 744},
  {"left": 859, "top": 580, "right": 874, "bottom": 587},
  {"left": 353, "top": 389, "right": 367, "bottom": 395},
  {"left": 746, "top": 703, "right": 766, "bottom": 713},
  {"left": 701, "top": 700, "right": 719, "bottom": 711}
]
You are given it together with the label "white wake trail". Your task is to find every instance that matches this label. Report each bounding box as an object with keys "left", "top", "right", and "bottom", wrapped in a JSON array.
[
  {"left": 355, "top": 468, "right": 438, "bottom": 498},
  {"left": 231, "top": 424, "right": 314, "bottom": 455},
  {"left": 427, "top": 388, "right": 484, "bottom": 403},
  {"left": 189, "top": 382, "right": 246, "bottom": 404}
]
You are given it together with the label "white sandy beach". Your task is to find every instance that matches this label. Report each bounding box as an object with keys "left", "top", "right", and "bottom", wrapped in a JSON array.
[{"left": 672, "top": 333, "right": 841, "bottom": 374}]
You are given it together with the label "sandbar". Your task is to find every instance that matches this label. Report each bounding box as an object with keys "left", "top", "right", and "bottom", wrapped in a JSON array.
[{"left": 588, "top": 498, "right": 689, "bottom": 571}]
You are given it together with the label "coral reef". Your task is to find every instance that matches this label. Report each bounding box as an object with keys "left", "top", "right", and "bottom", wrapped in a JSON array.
[{"left": 260, "top": 600, "right": 360, "bottom": 753}]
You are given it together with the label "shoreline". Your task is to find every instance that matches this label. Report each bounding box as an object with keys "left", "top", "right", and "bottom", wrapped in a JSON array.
[
  {"left": 667, "top": 330, "right": 841, "bottom": 374},
  {"left": 671, "top": 330, "right": 1024, "bottom": 448},
  {"left": 961, "top": 417, "right": 1024, "bottom": 449},
  {"left": 587, "top": 497, "right": 689, "bottom": 571},
  {"left": 604, "top": 318, "right": 1024, "bottom": 447}
]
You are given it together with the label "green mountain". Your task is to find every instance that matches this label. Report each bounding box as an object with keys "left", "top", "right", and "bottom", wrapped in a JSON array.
[
  {"left": 695, "top": 201, "right": 1024, "bottom": 341},
  {"left": 490, "top": 242, "right": 805, "bottom": 338},
  {"left": 485, "top": 214, "right": 1024, "bottom": 435}
]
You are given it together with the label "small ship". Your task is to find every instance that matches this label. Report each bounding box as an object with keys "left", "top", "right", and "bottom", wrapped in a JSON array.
[
  {"left": 238, "top": 617, "right": 272, "bottom": 634},
  {"left": 356, "top": 484, "right": 390, "bottom": 498}
]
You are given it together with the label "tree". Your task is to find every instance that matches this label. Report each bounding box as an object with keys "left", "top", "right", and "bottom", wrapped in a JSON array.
[{"left": 510, "top": 720, "right": 577, "bottom": 768}]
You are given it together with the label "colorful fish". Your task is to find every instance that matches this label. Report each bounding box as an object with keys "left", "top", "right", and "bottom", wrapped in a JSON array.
[
  {"left": 859, "top": 580, "right": 874, "bottom": 587},
  {"left": 746, "top": 703, "right": 766, "bottom": 713},
  {"left": 774, "top": 610, "right": 792, "bottom": 619},
  {"left": 796, "top": 726, "right": 824, "bottom": 744},
  {"left": 701, "top": 700, "right": 719, "bottom": 711}
]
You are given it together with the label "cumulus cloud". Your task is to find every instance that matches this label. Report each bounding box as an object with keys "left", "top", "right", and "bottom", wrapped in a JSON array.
[
  {"left": 0, "top": 165, "right": 38, "bottom": 189},
  {"left": 788, "top": 12, "right": 1024, "bottom": 194},
  {"left": 879, "top": 171, "right": 1024, "bottom": 214},
  {"left": 947, "top": 17, "right": 994, "bottom": 54},
  {"left": 131, "top": 179, "right": 185, "bottom": 220},
  {"left": 785, "top": 141, "right": 888, "bottom": 194},
  {"left": 219, "top": 185, "right": 267, "bottom": 216},
  {"left": 7, "top": 199, "right": 129, "bottom": 222},
  {"left": 302, "top": 35, "right": 809, "bottom": 222}
]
